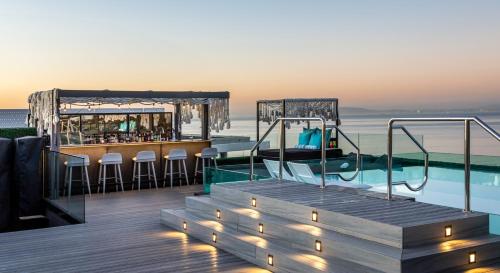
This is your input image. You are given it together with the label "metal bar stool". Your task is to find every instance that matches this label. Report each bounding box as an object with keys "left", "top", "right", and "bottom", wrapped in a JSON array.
[
  {"left": 194, "top": 147, "right": 218, "bottom": 184},
  {"left": 132, "top": 151, "right": 158, "bottom": 191},
  {"left": 163, "top": 149, "right": 189, "bottom": 188},
  {"left": 97, "top": 153, "right": 124, "bottom": 195},
  {"left": 64, "top": 154, "right": 91, "bottom": 198}
]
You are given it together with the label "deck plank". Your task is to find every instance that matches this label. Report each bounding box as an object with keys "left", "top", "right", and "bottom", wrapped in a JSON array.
[{"left": 0, "top": 186, "right": 267, "bottom": 273}]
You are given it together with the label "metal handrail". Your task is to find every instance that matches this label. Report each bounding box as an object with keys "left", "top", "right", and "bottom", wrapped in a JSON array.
[
  {"left": 387, "top": 117, "right": 500, "bottom": 212},
  {"left": 389, "top": 125, "right": 429, "bottom": 191},
  {"left": 324, "top": 125, "right": 361, "bottom": 181},
  {"left": 250, "top": 117, "right": 328, "bottom": 188}
]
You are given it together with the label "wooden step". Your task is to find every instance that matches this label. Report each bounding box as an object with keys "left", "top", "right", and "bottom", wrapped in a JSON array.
[
  {"left": 211, "top": 181, "right": 490, "bottom": 248},
  {"left": 185, "top": 195, "right": 402, "bottom": 272},
  {"left": 161, "top": 208, "right": 384, "bottom": 273}
]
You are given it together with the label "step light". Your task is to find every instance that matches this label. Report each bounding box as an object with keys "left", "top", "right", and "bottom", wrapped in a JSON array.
[
  {"left": 267, "top": 254, "right": 274, "bottom": 266},
  {"left": 315, "top": 240, "right": 322, "bottom": 252},
  {"left": 312, "top": 211, "right": 318, "bottom": 222},
  {"left": 212, "top": 232, "right": 217, "bottom": 243},
  {"left": 469, "top": 251, "right": 477, "bottom": 264},
  {"left": 259, "top": 223, "right": 264, "bottom": 234},
  {"left": 182, "top": 221, "right": 187, "bottom": 231},
  {"left": 445, "top": 225, "right": 452, "bottom": 237},
  {"left": 216, "top": 209, "right": 221, "bottom": 219},
  {"left": 251, "top": 197, "right": 257, "bottom": 207}
]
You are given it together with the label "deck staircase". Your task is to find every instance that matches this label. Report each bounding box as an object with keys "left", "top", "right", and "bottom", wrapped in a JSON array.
[{"left": 161, "top": 180, "right": 500, "bottom": 273}]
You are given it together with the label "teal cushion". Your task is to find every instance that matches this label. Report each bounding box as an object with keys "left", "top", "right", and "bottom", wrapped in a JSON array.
[
  {"left": 308, "top": 128, "right": 332, "bottom": 149},
  {"left": 298, "top": 130, "right": 313, "bottom": 146}
]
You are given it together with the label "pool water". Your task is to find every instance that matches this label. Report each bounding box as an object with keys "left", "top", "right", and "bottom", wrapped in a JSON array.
[{"left": 336, "top": 166, "right": 500, "bottom": 234}]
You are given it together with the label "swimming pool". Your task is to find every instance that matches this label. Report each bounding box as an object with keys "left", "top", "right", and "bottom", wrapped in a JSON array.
[{"left": 336, "top": 166, "right": 500, "bottom": 234}]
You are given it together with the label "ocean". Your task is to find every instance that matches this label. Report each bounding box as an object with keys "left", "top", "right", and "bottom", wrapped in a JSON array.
[{"left": 1, "top": 109, "right": 499, "bottom": 156}]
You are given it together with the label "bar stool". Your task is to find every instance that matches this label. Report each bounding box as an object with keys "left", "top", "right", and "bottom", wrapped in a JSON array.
[
  {"left": 194, "top": 147, "right": 218, "bottom": 184},
  {"left": 163, "top": 149, "right": 189, "bottom": 188},
  {"left": 132, "top": 151, "right": 158, "bottom": 191},
  {"left": 64, "top": 154, "right": 91, "bottom": 197},
  {"left": 97, "top": 153, "right": 124, "bottom": 195}
]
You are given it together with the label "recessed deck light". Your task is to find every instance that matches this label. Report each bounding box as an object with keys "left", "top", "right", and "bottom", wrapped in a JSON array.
[
  {"left": 312, "top": 211, "right": 318, "bottom": 222},
  {"left": 216, "top": 209, "right": 221, "bottom": 219},
  {"left": 315, "top": 240, "right": 322, "bottom": 252},
  {"left": 258, "top": 223, "right": 264, "bottom": 234},
  {"left": 251, "top": 198, "right": 257, "bottom": 207},
  {"left": 469, "top": 252, "right": 477, "bottom": 264},
  {"left": 182, "top": 221, "right": 187, "bottom": 231},
  {"left": 445, "top": 225, "right": 452, "bottom": 237},
  {"left": 267, "top": 254, "right": 274, "bottom": 266},
  {"left": 212, "top": 232, "right": 217, "bottom": 243}
]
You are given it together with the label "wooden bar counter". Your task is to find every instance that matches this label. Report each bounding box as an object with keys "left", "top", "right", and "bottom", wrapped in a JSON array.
[{"left": 60, "top": 140, "right": 210, "bottom": 190}]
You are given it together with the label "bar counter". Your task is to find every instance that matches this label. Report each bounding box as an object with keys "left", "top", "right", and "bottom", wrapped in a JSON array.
[{"left": 60, "top": 140, "right": 210, "bottom": 190}]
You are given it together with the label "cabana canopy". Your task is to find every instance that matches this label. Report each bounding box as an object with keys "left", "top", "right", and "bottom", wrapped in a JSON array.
[
  {"left": 28, "top": 89, "right": 230, "bottom": 149},
  {"left": 257, "top": 98, "right": 339, "bottom": 124}
]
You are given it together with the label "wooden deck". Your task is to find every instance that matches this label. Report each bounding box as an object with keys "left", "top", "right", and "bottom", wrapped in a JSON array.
[{"left": 0, "top": 186, "right": 268, "bottom": 273}]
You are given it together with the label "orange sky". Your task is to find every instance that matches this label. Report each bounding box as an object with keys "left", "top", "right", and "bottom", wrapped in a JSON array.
[{"left": 1, "top": 1, "right": 499, "bottom": 114}]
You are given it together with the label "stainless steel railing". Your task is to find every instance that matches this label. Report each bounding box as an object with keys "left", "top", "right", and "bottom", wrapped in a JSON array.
[
  {"left": 387, "top": 117, "right": 500, "bottom": 212},
  {"left": 249, "top": 117, "right": 328, "bottom": 188},
  {"left": 324, "top": 125, "right": 361, "bottom": 181}
]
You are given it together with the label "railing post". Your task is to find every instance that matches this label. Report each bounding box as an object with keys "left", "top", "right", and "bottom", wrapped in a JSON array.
[
  {"left": 464, "top": 119, "right": 471, "bottom": 212},
  {"left": 250, "top": 153, "right": 254, "bottom": 181},
  {"left": 279, "top": 118, "right": 285, "bottom": 181},
  {"left": 320, "top": 120, "right": 326, "bottom": 189},
  {"left": 387, "top": 121, "right": 393, "bottom": 200}
]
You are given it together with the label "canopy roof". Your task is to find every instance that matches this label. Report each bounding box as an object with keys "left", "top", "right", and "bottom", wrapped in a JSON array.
[
  {"left": 257, "top": 98, "right": 339, "bottom": 124},
  {"left": 28, "top": 89, "right": 230, "bottom": 136}
]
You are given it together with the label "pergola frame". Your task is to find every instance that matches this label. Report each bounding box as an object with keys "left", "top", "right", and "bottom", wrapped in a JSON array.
[{"left": 28, "top": 89, "right": 230, "bottom": 150}]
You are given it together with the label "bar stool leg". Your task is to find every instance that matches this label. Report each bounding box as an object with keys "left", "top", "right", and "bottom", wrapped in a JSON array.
[
  {"left": 170, "top": 160, "right": 173, "bottom": 188},
  {"left": 63, "top": 166, "right": 69, "bottom": 196},
  {"left": 214, "top": 157, "right": 218, "bottom": 169},
  {"left": 163, "top": 159, "right": 168, "bottom": 187},
  {"left": 183, "top": 160, "right": 189, "bottom": 186},
  {"left": 178, "top": 161, "right": 181, "bottom": 184},
  {"left": 102, "top": 165, "right": 107, "bottom": 195},
  {"left": 147, "top": 163, "right": 151, "bottom": 188},
  {"left": 97, "top": 164, "right": 102, "bottom": 194},
  {"left": 138, "top": 162, "right": 142, "bottom": 191},
  {"left": 85, "top": 166, "right": 91, "bottom": 197},
  {"left": 202, "top": 159, "right": 205, "bottom": 186},
  {"left": 118, "top": 165, "right": 124, "bottom": 192},
  {"left": 194, "top": 157, "right": 199, "bottom": 184},
  {"left": 114, "top": 165, "right": 118, "bottom": 192},
  {"left": 151, "top": 162, "right": 158, "bottom": 189}
]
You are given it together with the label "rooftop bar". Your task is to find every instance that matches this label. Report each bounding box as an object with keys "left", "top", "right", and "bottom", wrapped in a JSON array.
[{"left": 27, "top": 89, "right": 230, "bottom": 192}]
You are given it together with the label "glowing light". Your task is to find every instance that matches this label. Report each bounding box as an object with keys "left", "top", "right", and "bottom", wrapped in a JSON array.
[
  {"left": 212, "top": 232, "right": 217, "bottom": 243},
  {"left": 267, "top": 255, "right": 274, "bottom": 266},
  {"left": 312, "top": 211, "right": 318, "bottom": 222},
  {"left": 251, "top": 198, "right": 257, "bottom": 207},
  {"left": 258, "top": 223, "right": 264, "bottom": 234},
  {"left": 315, "top": 240, "right": 322, "bottom": 252},
  {"left": 445, "top": 225, "right": 452, "bottom": 237},
  {"left": 216, "top": 209, "right": 221, "bottom": 219},
  {"left": 182, "top": 221, "right": 187, "bottom": 231},
  {"left": 469, "top": 252, "right": 477, "bottom": 264}
]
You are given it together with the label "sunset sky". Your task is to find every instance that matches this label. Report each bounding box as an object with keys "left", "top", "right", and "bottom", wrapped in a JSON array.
[{"left": 1, "top": 0, "right": 499, "bottom": 115}]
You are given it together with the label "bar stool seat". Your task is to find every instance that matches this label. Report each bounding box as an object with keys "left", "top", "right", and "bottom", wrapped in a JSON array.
[
  {"left": 97, "top": 153, "right": 124, "bottom": 195},
  {"left": 163, "top": 149, "right": 189, "bottom": 188},
  {"left": 64, "top": 154, "right": 91, "bottom": 197},
  {"left": 194, "top": 147, "right": 218, "bottom": 184},
  {"left": 132, "top": 151, "right": 158, "bottom": 191}
]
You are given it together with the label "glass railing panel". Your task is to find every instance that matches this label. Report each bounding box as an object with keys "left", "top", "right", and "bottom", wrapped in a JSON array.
[
  {"left": 203, "top": 163, "right": 271, "bottom": 193},
  {"left": 45, "top": 151, "right": 85, "bottom": 223}
]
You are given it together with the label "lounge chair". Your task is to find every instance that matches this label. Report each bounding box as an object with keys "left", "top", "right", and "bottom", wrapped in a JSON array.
[
  {"left": 287, "top": 161, "right": 371, "bottom": 189},
  {"left": 263, "top": 159, "right": 296, "bottom": 181}
]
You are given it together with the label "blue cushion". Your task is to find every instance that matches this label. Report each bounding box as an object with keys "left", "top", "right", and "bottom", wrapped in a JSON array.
[{"left": 298, "top": 130, "right": 313, "bottom": 146}]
